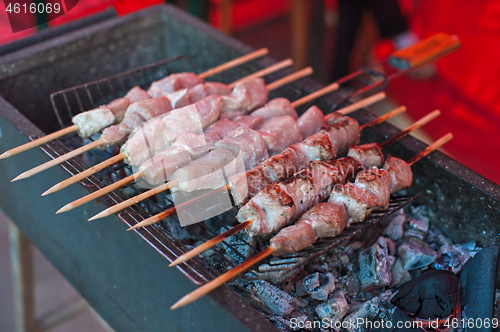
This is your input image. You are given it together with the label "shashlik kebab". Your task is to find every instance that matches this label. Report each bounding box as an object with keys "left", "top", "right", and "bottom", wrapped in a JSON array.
[
  {"left": 170, "top": 133, "right": 453, "bottom": 310},
  {"left": 52, "top": 70, "right": 335, "bottom": 212},
  {"left": 13, "top": 65, "right": 310, "bottom": 181},
  {"left": 85, "top": 92, "right": 387, "bottom": 221},
  {"left": 1, "top": 48, "right": 270, "bottom": 160},
  {"left": 168, "top": 110, "right": 438, "bottom": 266},
  {"left": 124, "top": 97, "right": 399, "bottom": 230}
]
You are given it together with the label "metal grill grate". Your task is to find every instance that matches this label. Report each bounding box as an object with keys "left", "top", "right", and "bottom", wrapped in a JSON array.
[{"left": 41, "top": 55, "right": 307, "bottom": 280}]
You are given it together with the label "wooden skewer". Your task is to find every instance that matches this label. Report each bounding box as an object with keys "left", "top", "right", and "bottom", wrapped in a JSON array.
[
  {"left": 407, "top": 133, "right": 453, "bottom": 166},
  {"left": 168, "top": 219, "right": 253, "bottom": 266},
  {"left": 168, "top": 108, "right": 439, "bottom": 266},
  {"left": 0, "top": 125, "right": 78, "bottom": 160},
  {"left": 125, "top": 95, "right": 393, "bottom": 231},
  {"left": 42, "top": 153, "right": 126, "bottom": 196},
  {"left": 11, "top": 139, "right": 103, "bottom": 181},
  {"left": 336, "top": 92, "right": 386, "bottom": 115},
  {"left": 197, "top": 48, "right": 268, "bottom": 79},
  {"left": 378, "top": 110, "right": 441, "bottom": 149},
  {"left": 43, "top": 61, "right": 294, "bottom": 196},
  {"left": 88, "top": 179, "right": 179, "bottom": 221},
  {"left": 265, "top": 67, "right": 313, "bottom": 91},
  {"left": 56, "top": 170, "right": 145, "bottom": 214},
  {"left": 228, "top": 58, "right": 293, "bottom": 88},
  {"left": 171, "top": 133, "right": 454, "bottom": 310},
  {"left": 170, "top": 245, "right": 274, "bottom": 310},
  {"left": 290, "top": 83, "right": 339, "bottom": 108},
  {"left": 359, "top": 106, "right": 406, "bottom": 130},
  {"left": 2, "top": 49, "right": 269, "bottom": 161}
]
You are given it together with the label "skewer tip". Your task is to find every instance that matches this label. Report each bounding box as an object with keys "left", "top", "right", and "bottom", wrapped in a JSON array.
[
  {"left": 42, "top": 184, "right": 61, "bottom": 196},
  {"left": 11, "top": 172, "right": 28, "bottom": 182},
  {"left": 171, "top": 297, "right": 189, "bottom": 310},
  {"left": 0, "top": 151, "right": 11, "bottom": 159},
  {"left": 56, "top": 203, "right": 74, "bottom": 214},
  {"left": 88, "top": 211, "right": 108, "bottom": 221}
]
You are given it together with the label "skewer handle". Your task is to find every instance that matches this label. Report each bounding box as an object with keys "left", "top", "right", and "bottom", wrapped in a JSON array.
[
  {"left": 228, "top": 59, "right": 293, "bottom": 88},
  {"left": 198, "top": 48, "right": 269, "bottom": 79},
  {"left": 379, "top": 109, "right": 441, "bottom": 149},
  {"left": 407, "top": 133, "right": 453, "bottom": 166},
  {"left": 171, "top": 246, "right": 275, "bottom": 310},
  {"left": 88, "top": 178, "right": 179, "bottom": 221},
  {"left": 56, "top": 170, "right": 144, "bottom": 214},
  {"left": 0, "top": 125, "right": 78, "bottom": 160},
  {"left": 12, "top": 138, "right": 104, "bottom": 181},
  {"left": 169, "top": 219, "right": 253, "bottom": 267},
  {"left": 291, "top": 82, "right": 339, "bottom": 108},
  {"left": 127, "top": 184, "right": 230, "bottom": 231},
  {"left": 360, "top": 106, "right": 406, "bottom": 131},
  {"left": 266, "top": 67, "right": 313, "bottom": 91},
  {"left": 336, "top": 92, "right": 386, "bottom": 115},
  {"left": 43, "top": 153, "right": 126, "bottom": 196}
]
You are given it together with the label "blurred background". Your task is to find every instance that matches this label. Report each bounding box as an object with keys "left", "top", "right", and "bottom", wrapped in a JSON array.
[{"left": 1, "top": 1, "right": 499, "bottom": 331}]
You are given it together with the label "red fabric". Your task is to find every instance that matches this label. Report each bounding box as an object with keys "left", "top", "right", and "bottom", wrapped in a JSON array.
[{"left": 387, "top": 0, "right": 500, "bottom": 184}]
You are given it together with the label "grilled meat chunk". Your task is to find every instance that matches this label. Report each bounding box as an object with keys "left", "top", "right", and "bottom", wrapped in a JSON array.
[
  {"left": 383, "top": 155, "right": 413, "bottom": 192},
  {"left": 261, "top": 147, "right": 298, "bottom": 182},
  {"left": 280, "top": 171, "right": 321, "bottom": 219},
  {"left": 348, "top": 143, "right": 384, "bottom": 169},
  {"left": 229, "top": 166, "right": 273, "bottom": 206},
  {"left": 355, "top": 168, "right": 392, "bottom": 210},
  {"left": 309, "top": 157, "right": 363, "bottom": 199},
  {"left": 320, "top": 117, "right": 360, "bottom": 155},
  {"left": 238, "top": 183, "right": 295, "bottom": 237},
  {"left": 289, "top": 132, "right": 335, "bottom": 168},
  {"left": 328, "top": 183, "right": 379, "bottom": 223}
]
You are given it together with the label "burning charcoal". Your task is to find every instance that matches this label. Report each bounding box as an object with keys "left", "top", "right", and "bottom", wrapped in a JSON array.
[
  {"left": 359, "top": 237, "right": 395, "bottom": 290},
  {"left": 247, "top": 280, "right": 295, "bottom": 316},
  {"left": 221, "top": 227, "right": 256, "bottom": 264},
  {"left": 315, "top": 291, "right": 349, "bottom": 323},
  {"left": 403, "top": 229, "right": 425, "bottom": 240},
  {"left": 391, "top": 270, "right": 458, "bottom": 319},
  {"left": 379, "top": 208, "right": 404, "bottom": 228},
  {"left": 390, "top": 259, "right": 412, "bottom": 288},
  {"left": 432, "top": 240, "right": 480, "bottom": 274},
  {"left": 382, "top": 214, "right": 406, "bottom": 241},
  {"left": 397, "top": 239, "right": 436, "bottom": 270}
]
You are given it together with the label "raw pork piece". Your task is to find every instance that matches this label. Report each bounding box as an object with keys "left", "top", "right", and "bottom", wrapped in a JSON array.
[
  {"left": 257, "top": 115, "right": 303, "bottom": 155},
  {"left": 297, "top": 105, "right": 326, "bottom": 138},
  {"left": 233, "top": 115, "right": 264, "bottom": 129},
  {"left": 220, "top": 78, "right": 268, "bottom": 119},
  {"left": 188, "top": 82, "right": 231, "bottom": 103},
  {"left": 100, "top": 96, "right": 173, "bottom": 148},
  {"left": 172, "top": 132, "right": 220, "bottom": 159},
  {"left": 139, "top": 146, "right": 192, "bottom": 185},
  {"left": 250, "top": 98, "right": 298, "bottom": 120},
  {"left": 205, "top": 119, "right": 241, "bottom": 138},
  {"left": 147, "top": 72, "right": 203, "bottom": 96},
  {"left": 171, "top": 148, "right": 237, "bottom": 192}
]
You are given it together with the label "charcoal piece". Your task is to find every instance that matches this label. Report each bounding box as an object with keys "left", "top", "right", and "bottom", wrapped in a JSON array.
[
  {"left": 433, "top": 240, "right": 479, "bottom": 274},
  {"left": 343, "top": 296, "right": 424, "bottom": 332},
  {"left": 403, "top": 229, "right": 425, "bottom": 240},
  {"left": 315, "top": 291, "right": 349, "bottom": 322},
  {"left": 390, "top": 259, "right": 412, "bottom": 288},
  {"left": 391, "top": 270, "right": 458, "bottom": 319},
  {"left": 407, "top": 213, "right": 429, "bottom": 233},
  {"left": 379, "top": 208, "right": 404, "bottom": 228},
  {"left": 303, "top": 272, "right": 321, "bottom": 293},
  {"left": 359, "top": 237, "right": 395, "bottom": 290},
  {"left": 247, "top": 280, "right": 295, "bottom": 316},
  {"left": 397, "top": 239, "right": 436, "bottom": 270},
  {"left": 382, "top": 214, "right": 406, "bottom": 241},
  {"left": 310, "top": 273, "right": 336, "bottom": 301},
  {"left": 459, "top": 246, "right": 500, "bottom": 332},
  {"left": 269, "top": 316, "right": 293, "bottom": 332}
]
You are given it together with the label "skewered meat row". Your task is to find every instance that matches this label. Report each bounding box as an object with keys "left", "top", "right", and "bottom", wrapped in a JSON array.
[
  {"left": 270, "top": 155, "right": 413, "bottom": 255},
  {"left": 72, "top": 72, "right": 213, "bottom": 138}
]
